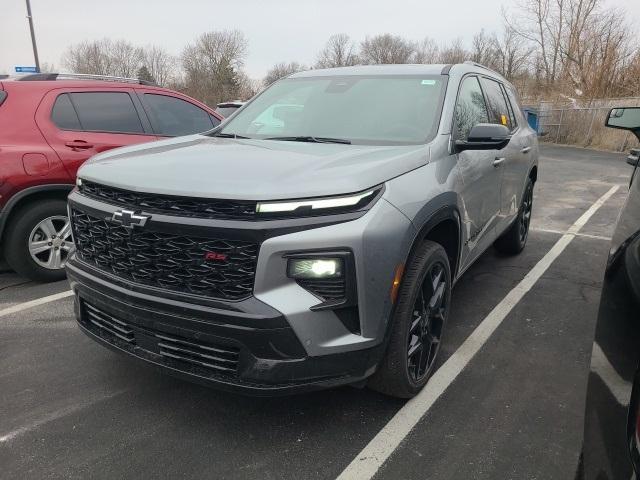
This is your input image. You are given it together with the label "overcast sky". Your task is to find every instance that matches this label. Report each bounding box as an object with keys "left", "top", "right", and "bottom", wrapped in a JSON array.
[{"left": 1, "top": 0, "right": 638, "bottom": 79}]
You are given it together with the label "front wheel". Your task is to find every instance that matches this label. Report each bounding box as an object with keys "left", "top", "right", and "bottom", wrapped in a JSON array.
[
  {"left": 368, "top": 240, "right": 451, "bottom": 398},
  {"left": 2, "top": 200, "right": 73, "bottom": 282}
]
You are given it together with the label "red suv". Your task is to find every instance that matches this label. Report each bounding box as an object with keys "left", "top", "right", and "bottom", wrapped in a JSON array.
[{"left": 0, "top": 73, "right": 223, "bottom": 282}]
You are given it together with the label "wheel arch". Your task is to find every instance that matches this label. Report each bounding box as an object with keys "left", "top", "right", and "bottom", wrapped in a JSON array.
[
  {"left": 406, "top": 203, "right": 462, "bottom": 280},
  {"left": 0, "top": 185, "right": 73, "bottom": 242}
]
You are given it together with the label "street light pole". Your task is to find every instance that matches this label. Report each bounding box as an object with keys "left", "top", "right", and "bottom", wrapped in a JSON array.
[{"left": 25, "top": 0, "right": 40, "bottom": 72}]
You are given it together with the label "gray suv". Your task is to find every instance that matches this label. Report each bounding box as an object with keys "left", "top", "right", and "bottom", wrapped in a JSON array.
[{"left": 66, "top": 63, "right": 538, "bottom": 398}]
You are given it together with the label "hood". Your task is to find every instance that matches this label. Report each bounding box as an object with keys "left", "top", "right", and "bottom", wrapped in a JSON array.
[{"left": 78, "top": 135, "right": 430, "bottom": 200}]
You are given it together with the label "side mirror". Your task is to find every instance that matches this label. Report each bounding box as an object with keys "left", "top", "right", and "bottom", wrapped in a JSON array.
[
  {"left": 606, "top": 108, "right": 640, "bottom": 138},
  {"left": 455, "top": 123, "right": 511, "bottom": 152}
]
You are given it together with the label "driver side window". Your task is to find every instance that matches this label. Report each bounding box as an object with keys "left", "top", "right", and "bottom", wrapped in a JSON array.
[{"left": 454, "top": 76, "right": 489, "bottom": 140}]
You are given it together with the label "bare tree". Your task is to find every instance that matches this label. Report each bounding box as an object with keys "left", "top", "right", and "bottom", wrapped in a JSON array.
[
  {"left": 505, "top": 0, "right": 638, "bottom": 97},
  {"left": 181, "top": 30, "right": 248, "bottom": 106},
  {"left": 236, "top": 71, "right": 262, "bottom": 100},
  {"left": 141, "top": 45, "right": 176, "bottom": 86},
  {"left": 109, "top": 40, "right": 143, "bottom": 77},
  {"left": 360, "top": 34, "right": 415, "bottom": 64},
  {"left": 62, "top": 39, "right": 142, "bottom": 77},
  {"left": 263, "top": 62, "right": 306, "bottom": 87},
  {"left": 438, "top": 38, "right": 469, "bottom": 64},
  {"left": 413, "top": 37, "right": 440, "bottom": 64},
  {"left": 315, "top": 34, "right": 359, "bottom": 68},
  {"left": 492, "top": 26, "right": 532, "bottom": 79},
  {"left": 471, "top": 30, "right": 499, "bottom": 68},
  {"left": 62, "top": 39, "right": 114, "bottom": 75}
]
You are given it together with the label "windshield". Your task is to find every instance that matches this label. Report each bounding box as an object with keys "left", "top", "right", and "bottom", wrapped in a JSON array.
[{"left": 215, "top": 75, "right": 447, "bottom": 145}]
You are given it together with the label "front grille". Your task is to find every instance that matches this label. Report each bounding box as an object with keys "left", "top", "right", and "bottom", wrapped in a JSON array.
[
  {"left": 297, "top": 278, "right": 346, "bottom": 301},
  {"left": 71, "top": 208, "right": 259, "bottom": 300},
  {"left": 79, "top": 180, "right": 258, "bottom": 220},
  {"left": 84, "top": 302, "right": 135, "bottom": 343},
  {"left": 157, "top": 334, "right": 238, "bottom": 373},
  {"left": 81, "top": 301, "right": 240, "bottom": 375}
]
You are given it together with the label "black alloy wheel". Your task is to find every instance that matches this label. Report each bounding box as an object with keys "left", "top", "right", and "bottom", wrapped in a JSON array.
[{"left": 407, "top": 261, "right": 447, "bottom": 382}]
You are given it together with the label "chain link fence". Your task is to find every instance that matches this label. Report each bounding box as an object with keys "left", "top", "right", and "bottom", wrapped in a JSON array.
[{"left": 525, "top": 98, "right": 640, "bottom": 152}]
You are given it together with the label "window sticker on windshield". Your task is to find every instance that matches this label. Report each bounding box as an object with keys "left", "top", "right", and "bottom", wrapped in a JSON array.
[{"left": 421, "top": 79, "right": 437, "bottom": 85}]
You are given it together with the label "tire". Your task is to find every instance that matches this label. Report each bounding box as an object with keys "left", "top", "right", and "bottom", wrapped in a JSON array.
[
  {"left": 2, "top": 199, "right": 72, "bottom": 282},
  {"left": 368, "top": 240, "right": 452, "bottom": 398},
  {"left": 494, "top": 178, "right": 534, "bottom": 255}
]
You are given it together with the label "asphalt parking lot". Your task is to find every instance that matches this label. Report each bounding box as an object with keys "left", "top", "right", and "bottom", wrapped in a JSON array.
[{"left": 0, "top": 144, "right": 633, "bottom": 480}]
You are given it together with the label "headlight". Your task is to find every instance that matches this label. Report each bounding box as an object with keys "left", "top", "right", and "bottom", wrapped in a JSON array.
[
  {"left": 287, "top": 258, "right": 343, "bottom": 279},
  {"left": 256, "top": 187, "right": 381, "bottom": 216},
  {"left": 76, "top": 177, "right": 83, "bottom": 187}
]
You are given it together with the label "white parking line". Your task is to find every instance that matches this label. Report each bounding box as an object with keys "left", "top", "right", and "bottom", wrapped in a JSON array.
[
  {"left": 0, "top": 390, "right": 126, "bottom": 443},
  {"left": 531, "top": 227, "right": 611, "bottom": 241},
  {"left": 590, "top": 342, "right": 632, "bottom": 405},
  {"left": 0, "top": 290, "right": 73, "bottom": 318},
  {"left": 336, "top": 185, "right": 620, "bottom": 480}
]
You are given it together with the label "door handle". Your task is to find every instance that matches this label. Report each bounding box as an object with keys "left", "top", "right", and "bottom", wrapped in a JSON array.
[
  {"left": 521, "top": 146, "right": 531, "bottom": 154},
  {"left": 65, "top": 140, "right": 94, "bottom": 150},
  {"left": 493, "top": 157, "right": 505, "bottom": 167}
]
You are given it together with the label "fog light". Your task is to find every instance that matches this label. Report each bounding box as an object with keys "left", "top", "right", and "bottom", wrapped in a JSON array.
[{"left": 287, "top": 258, "right": 343, "bottom": 279}]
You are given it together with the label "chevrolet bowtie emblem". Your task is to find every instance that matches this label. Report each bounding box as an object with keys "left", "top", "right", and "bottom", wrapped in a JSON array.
[{"left": 110, "top": 209, "right": 150, "bottom": 231}]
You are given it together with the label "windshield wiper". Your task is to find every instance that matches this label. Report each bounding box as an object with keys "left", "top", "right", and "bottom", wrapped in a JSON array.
[
  {"left": 265, "top": 136, "right": 352, "bottom": 145},
  {"left": 212, "top": 132, "right": 251, "bottom": 139}
]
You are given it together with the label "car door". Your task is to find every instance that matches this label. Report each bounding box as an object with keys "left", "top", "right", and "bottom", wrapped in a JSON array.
[
  {"left": 135, "top": 90, "right": 221, "bottom": 137},
  {"left": 35, "top": 88, "right": 157, "bottom": 178},
  {"left": 453, "top": 75, "right": 503, "bottom": 268},
  {"left": 479, "top": 77, "right": 530, "bottom": 231}
]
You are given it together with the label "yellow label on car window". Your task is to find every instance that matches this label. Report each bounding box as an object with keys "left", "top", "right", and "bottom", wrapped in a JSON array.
[{"left": 501, "top": 114, "right": 508, "bottom": 125}]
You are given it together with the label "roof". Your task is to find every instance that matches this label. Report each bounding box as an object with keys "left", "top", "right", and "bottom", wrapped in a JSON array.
[
  {"left": 288, "top": 62, "right": 507, "bottom": 82},
  {"left": 290, "top": 64, "right": 451, "bottom": 78}
]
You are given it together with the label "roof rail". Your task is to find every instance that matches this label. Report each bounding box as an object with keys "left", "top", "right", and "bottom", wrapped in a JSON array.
[
  {"left": 15, "top": 73, "right": 157, "bottom": 86},
  {"left": 462, "top": 61, "right": 501, "bottom": 75}
]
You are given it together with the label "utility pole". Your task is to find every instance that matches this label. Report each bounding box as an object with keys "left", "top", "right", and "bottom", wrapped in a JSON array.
[{"left": 25, "top": 0, "right": 40, "bottom": 72}]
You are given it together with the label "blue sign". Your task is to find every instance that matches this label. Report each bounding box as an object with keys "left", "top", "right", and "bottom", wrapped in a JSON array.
[{"left": 15, "top": 66, "right": 38, "bottom": 73}]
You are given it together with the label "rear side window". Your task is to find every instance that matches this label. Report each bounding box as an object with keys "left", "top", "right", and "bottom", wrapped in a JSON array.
[
  {"left": 503, "top": 86, "right": 522, "bottom": 129},
  {"left": 51, "top": 94, "right": 82, "bottom": 130},
  {"left": 480, "top": 78, "right": 513, "bottom": 130},
  {"left": 69, "top": 92, "right": 144, "bottom": 134},
  {"left": 454, "top": 76, "right": 489, "bottom": 140},
  {"left": 143, "top": 94, "right": 215, "bottom": 136}
]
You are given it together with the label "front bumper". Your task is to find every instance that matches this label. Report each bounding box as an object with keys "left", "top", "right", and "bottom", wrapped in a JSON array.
[
  {"left": 66, "top": 189, "right": 415, "bottom": 394},
  {"left": 67, "top": 261, "right": 383, "bottom": 395}
]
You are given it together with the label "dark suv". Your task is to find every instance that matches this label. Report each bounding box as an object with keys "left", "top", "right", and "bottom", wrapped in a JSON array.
[{"left": 0, "top": 73, "right": 222, "bottom": 281}]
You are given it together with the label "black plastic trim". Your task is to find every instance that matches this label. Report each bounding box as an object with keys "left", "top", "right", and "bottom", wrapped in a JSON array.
[
  {"left": 0, "top": 184, "right": 73, "bottom": 240},
  {"left": 66, "top": 260, "right": 288, "bottom": 327},
  {"left": 68, "top": 280, "right": 383, "bottom": 395}
]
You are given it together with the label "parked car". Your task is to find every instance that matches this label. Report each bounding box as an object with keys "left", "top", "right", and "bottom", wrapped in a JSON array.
[
  {"left": 66, "top": 63, "right": 538, "bottom": 397},
  {"left": 0, "top": 73, "right": 222, "bottom": 281},
  {"left": 215, "top": 100, "right": 245, "bottom": 118},
  {"left": 581, "top": 107, "right": 640, "bottom": 479}
]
